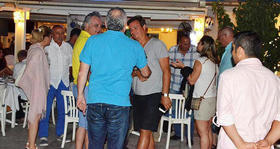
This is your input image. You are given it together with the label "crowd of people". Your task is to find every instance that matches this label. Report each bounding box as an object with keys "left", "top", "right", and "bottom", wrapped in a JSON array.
[{"left": 1, "top": 6, "right": 279, "bottom": 149}]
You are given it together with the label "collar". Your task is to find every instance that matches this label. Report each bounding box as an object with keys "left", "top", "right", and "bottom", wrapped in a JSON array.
[
  {"left": 80, "top": 30, "right": 91, "bottom": 38},
  {"left": 176, "top": 45, "right": 195, "bottom": 53},
  {"left": 106, "top": 30, "right": 124, "bottom": 35},
  {"left": 50, "top": 39, "right": 66, "bottom": 47},
  {"left": 236, "top": 58, "right": 262, "bottom": 67},
  {"left": 225, "top": 42, "right": 232, "bottom": 52}
]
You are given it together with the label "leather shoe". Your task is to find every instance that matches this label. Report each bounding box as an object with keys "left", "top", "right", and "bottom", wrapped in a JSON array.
[{"left": 170, "top": 135, "right": 180, "bottom": 140}]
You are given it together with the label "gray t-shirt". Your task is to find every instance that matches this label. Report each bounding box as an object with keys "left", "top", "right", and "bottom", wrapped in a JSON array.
[{"left": 132, "top": 38, "right": 169, "bottom": 95}]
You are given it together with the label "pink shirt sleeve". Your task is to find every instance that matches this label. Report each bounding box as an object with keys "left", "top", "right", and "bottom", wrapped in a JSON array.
[{"left": 217, "top": 73, "right": 235, "bottom": 126}]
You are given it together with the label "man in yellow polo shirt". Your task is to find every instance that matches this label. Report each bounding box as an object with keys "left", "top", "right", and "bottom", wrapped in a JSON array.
[{"left": 72, "top": 11, "right": 102, "bottom": 149}]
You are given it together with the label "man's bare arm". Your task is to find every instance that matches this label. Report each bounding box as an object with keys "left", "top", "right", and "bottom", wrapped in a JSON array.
[
  {"left": 257, "top": 120, "right": 280, "bottom": 149},
  {"left": 159, "top": 57, "right": 171, "bottom": 110},
  {"left": 223, "top": 124, "right": 256, "bottom": 149},
  {"left": 77, "top": 62, "right": 90, "bottom": 114}
]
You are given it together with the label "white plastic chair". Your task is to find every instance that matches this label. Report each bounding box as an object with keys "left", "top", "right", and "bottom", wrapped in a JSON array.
[
  {"left": 61, "top": 90, "right": 79, "bottom": 148},
  {"left": 22, "top": 101, "right": 30, "bottom": 128},
  {"left": 158, "top": 94, "right": 192, "bottom": 149}
]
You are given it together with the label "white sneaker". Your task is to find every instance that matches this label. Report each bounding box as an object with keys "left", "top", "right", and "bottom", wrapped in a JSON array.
[{"left": 39, "top": 137, "right": 48, "bottom": 146}]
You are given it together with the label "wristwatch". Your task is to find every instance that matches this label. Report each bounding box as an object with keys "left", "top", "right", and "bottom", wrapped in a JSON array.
[{"left": 162, "top": 93, "right": 169, "bottom": 97}]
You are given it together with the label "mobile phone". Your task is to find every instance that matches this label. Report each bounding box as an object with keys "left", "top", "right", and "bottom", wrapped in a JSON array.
[{"left": 159, "top": 104, "right": 167, "bottom": 113}]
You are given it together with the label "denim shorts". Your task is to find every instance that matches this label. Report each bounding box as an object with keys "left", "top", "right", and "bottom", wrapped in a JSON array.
[{"left": 72, "top": 85, "right": 88, "bottom": 129}]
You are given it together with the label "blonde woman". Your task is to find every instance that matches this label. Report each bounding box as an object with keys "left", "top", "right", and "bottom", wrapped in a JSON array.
[
  {"left": 187, "top": 35, "right": 219, "bottom": 149},
  {"left": 19, "top": 26, "right": 51, "bottom": 149}
]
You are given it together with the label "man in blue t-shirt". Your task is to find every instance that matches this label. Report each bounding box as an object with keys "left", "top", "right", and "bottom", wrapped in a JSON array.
[{"left": 77, "top": 7, "right": 151, "bottom": 149}]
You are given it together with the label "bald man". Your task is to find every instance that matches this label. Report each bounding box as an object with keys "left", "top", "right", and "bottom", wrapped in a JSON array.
[{"left": 217, "top": 27, "right": 234, "bottom": 80}]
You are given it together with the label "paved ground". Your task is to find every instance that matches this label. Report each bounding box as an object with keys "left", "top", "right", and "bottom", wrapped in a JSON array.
[
  {"left": 0, "top": 121, "right": 200, "bottom": 149},
  {"left": 1, "top": 120, "right": 278, "bottom": 149}
]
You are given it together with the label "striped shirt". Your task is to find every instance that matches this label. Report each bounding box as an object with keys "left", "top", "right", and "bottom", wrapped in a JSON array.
[{"left": 169, "top": 45, "right": 200, "bottom": 92}]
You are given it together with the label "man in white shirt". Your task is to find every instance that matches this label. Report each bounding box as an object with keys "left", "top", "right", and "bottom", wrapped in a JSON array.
[
  {"left": 38, "top": 25, "right": 72, "bottom": 146},
  {"left": 13, "top": 50, "right": 28, "bottom": 120}
]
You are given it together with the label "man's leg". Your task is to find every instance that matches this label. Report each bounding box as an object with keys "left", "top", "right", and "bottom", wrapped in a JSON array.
[
  {"left": 87, "top": 104, "right": 107, "bottom": 149},
  {"left": 106, "top": 105, "right": 130, "bottom": 149},
  {"left": 16, "top": 96, "right": 25, "bottom": 120},
  {"left": 137, "top": 129, "right": 154, "bottom": 149},
  {"left": 55, "top": 81, "right": 68, "bottom": 137},
  {"left": 73, "top": 85, "right": 89, "bottom": 149},
  {"left": 38, "top": 86, "right": 56, "bottom": 138}
]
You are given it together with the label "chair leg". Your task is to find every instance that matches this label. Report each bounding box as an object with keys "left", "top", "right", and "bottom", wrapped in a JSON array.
[
  {"left": 3, "top": 106, "right": 6, "bottom": 136},
  {"left": 72, "top": 122, "right": 76, "bottom": 141},
  {"left": 166, "top": 121, "right": 172, "bottom": 149},
  {"left": 11, "top": 111, "right": 16, "bottom": 128},
  {"left": 157, "top": 118, "right": 164, "bottom": 142},
  {"left": 52, "top": 99, "right": 56, "bottom": 125},
  {"left": 23, "top": 103, "right": 29, "bottom": 128},
  {"left": 181, "top": 123, "right": 184, "bottom": 142},
  {"left": 187, "top": 121, "right": 192, "bottom": 148},
  {"left": 1, "top": 110, "right": 5, "bottom": 136},
  {"left": 61, "top": 120, "right": 68, "bottom": 148}
]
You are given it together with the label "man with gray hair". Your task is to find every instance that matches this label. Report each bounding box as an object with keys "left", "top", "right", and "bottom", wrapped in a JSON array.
[
  {"left": 77, "top": 7, "right": 151, "bottom": 149},
  {"left": 72, "top": 11, "right": 102, "bottom": 149},
  {"left": 217, "top": 26, "right": 234, "bottom": 80}
]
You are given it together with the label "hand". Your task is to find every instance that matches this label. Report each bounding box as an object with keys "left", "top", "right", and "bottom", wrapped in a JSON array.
[
  {"left": 238, "top": 142, "right": 257, "bottom": 149},
  {"left": 256, "top": 139, "right": 271, "bottom": 149},
  {"left": 161, "top": 96, "right": 172, "bottom": 110},
  {"left": 77, "top": 95, "right": 87, "bottom": 115},
  {"left": 171, "top": 60, "right": 184, "bottom": 69}
]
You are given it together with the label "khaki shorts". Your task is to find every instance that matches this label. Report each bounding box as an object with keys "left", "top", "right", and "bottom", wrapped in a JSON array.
[{"left": 194, "top": 97, "right": 216, "bottom": 121}]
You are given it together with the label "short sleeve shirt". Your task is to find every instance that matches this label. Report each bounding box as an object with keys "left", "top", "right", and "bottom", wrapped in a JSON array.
[
  {"left": 168, "top": 45, "right": 200, "bottom": 92},
  {"left": 72, "top": 30, "right": 91, "bottom": 85},
  {"left": 80, "top": 30, "right": 147, "bottom": 106},
  {"left": 132, "top": 38, "right": 169, "bottom": 95}
]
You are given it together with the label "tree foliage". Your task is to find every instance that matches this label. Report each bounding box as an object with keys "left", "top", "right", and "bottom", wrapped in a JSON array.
[
  {"left": 212, "top": 1, "right": 235, "bottom": 30},
  {"left": 213, "top": 0, "right": 280, "bottom": 72}
]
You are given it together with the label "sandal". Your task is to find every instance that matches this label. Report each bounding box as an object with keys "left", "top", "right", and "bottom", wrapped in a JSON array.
[
  {"left": 25, "top": 142, "right": 29, "bottom": 149},
  {"left": 25, "top": 143, "right": 38, "bottom": 149}
]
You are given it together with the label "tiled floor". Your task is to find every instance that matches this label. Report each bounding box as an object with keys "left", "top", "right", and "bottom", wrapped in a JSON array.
[
  {"left": 2, "top": 122, "right": 278, "bottom": 149},
  {"left": 0, "top": 122, "right": 201, "bottom": 149}
]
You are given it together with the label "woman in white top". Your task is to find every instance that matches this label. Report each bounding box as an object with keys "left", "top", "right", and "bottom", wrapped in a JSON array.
[{"left": 188, "top": 35, "right": 219, "bottom": 149}]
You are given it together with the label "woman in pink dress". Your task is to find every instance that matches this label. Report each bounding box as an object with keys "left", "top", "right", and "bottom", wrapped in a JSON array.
[{"left": 19, "top": 26, "right": 51, "bottom": 149}]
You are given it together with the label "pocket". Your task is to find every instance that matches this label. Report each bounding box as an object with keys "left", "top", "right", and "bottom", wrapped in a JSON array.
[{"left": 107, "top": 106, "right": 130, "bottom": 124}]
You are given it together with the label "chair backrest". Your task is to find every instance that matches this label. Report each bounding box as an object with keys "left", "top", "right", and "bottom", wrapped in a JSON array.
[
  {"left": 168, "top": 94, "right": 191, "bottom": 120},
  {"left": 61, "top": 90, "right": 78, "bottom": 118}
]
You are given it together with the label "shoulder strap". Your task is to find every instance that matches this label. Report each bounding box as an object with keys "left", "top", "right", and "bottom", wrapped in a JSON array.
[{"left": 202, "top": 64, "right": 217, "bottom": 97}]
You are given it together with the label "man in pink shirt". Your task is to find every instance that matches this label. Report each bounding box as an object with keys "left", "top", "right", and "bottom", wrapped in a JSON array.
[{"left": 216, "top": 31, "right": 280, "bottom": 149}]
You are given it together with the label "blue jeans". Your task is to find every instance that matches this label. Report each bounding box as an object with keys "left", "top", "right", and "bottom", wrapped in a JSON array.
[
  {"left": 87, "top": 103, "right": 130, "bottom": 149},
  {"left": 38, "top": 81, "right": 68, "bottom": 138},
  {"left": 169, "top": 89, "right": 194, "bottom": 140}
]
